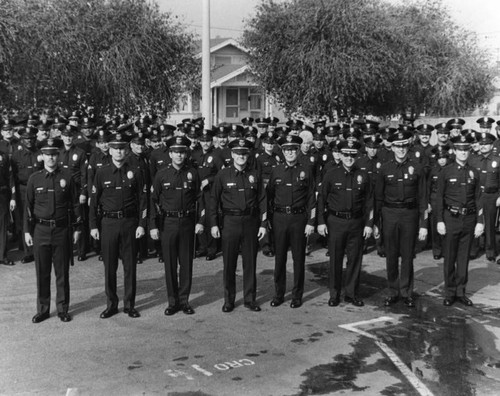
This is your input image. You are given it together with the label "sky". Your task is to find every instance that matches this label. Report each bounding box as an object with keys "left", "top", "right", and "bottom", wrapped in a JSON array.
[{"left": 157, "top": 0, "right": 500, "bottom": 56}]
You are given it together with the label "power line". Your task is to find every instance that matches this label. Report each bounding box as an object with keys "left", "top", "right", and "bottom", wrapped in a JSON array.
[{"left": 186, "top": 24, "right": 244, "bottom": 33}]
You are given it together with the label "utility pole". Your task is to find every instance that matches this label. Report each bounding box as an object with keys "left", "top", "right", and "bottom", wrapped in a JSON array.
[{"left": 202, "top": 0, "right": 212, "bottom": 128}]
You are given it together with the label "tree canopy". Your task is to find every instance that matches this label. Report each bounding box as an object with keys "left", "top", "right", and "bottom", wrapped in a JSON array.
[
  {"left": 242, "top": 0, "right": 495, "bottom": 118},
  {"left": 0, "top": 0, "right": 199, "bottom": 115}
]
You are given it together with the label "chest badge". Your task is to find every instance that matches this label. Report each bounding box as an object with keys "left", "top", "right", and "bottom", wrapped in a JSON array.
[
  {"left": 72, "top": 153, "right": 78, "bottom": 161},
  {"left": 207, "top": 156, "right": 213, "bottom": 163},
  {"left": 376, "top": 162, "right": 381, "bottom": 169},
  {"left": 408, "top": 166, "right": 414, "bottom": 175},
  {"left": 249, "top": 175, "right": 255, "bottom": 183},
  {"left": 322, "top": 154, "right": 327, "bottom": 161},
  {"left": 127, "top": 171, "right": 134, "bottom": 179},
  {"left": 60, "top": 179, "right": 67, "bottom": 188},
  {"left": 357, "top": 175, "right": 363, "bottom": 184},
  {"left": 187, "top": 172, "right": 193, "bottom": 180},
  {"left": 493, "top": 161, "right": 497, "bottom": 168},
  {"left": 415, "top": 151, "right": 420, "bottom": 158},
  {"left": 469, "top": 170, "right": 474, "bottom": 179},
  {"left": 299, "top": 171, "right": 306, "bottom": 180}
]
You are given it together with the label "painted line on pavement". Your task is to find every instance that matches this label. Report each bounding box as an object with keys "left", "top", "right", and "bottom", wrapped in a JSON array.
[
  {"left": 66, "top": 389, "right": 79, "bottom": 396},
  {"left": 339, "top": 316, "right": 434, "bottom": 396},
  {"left": 192, "top": 364, "right": 213, "bottom": 376}
]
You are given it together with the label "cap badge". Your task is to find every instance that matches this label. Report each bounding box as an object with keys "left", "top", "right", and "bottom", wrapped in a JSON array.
[
  {"left": 398, "top": 133, "right": 403, "bottom": 140},
  {"left": 127, "top": 171, "right": 134, "bottom": 179},
  {"left": 348, "top": 141, "right": 353, "bottom": 147},
  {"left": 239, "top": 139, "right": 245, "bottom": 147},
  {"left": 176, "top": 137, "right": 182, "bottom": 144},
  {"left": 461, "top": 136, "right": 466, "bottom": 142},
  {"left": 60, "top": 179, "right": 66, "bottom": 188},
  {"left": 482, "top": 133, "right": 486, "bottom": 139},
  {"left": 286, "top": 135, "right": 292, "bottom": 142}
]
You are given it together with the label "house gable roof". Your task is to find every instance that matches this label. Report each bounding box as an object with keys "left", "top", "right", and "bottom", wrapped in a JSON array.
[
  {"left": 195, "top": 37, "right": 248, "bottom": 57},
  {"left": 211, "top": 64, "right": 250, "bottom": 88}
]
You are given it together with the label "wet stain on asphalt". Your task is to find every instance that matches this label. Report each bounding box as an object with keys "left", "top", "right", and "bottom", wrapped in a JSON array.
[
  {"left": 294, "top": 337, "right": 413, "bottom": 395},
  {"left": 232, "top": 377, "right": 243, "bottom": 381},
  {"left": 291, "top": 338, "right": 305, "bottom": 344},
  {"left": 173, "top": 356, "right": 189, "bottom": 361},
  {"left": 246, "top": 353, "right": 260, "bottom": 357},
  {"left": 127, "top": 360, "right": 143, "bottom": 370}
]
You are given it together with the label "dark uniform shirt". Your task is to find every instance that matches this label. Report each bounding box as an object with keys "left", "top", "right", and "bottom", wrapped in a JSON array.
[
  {"left": 0, "top": 152, "right": 14, "bottom": 198},
  {"left": 24, "top": 167, "right": 81, "bottom": 227},
  {"left": 89, "top": 162, "right": 148, "bottom": 229},
  {"left": 149, "top": 164, "right": 204, "bottom": 223},
  {"left": 317, "top": 165, "right": 373, "bottom": 227},
  {"left": 11, "top": 145, "right": 43, "bottom": 186},
  {"left": 209, "top": 165, "right": 267, "bottom": 228},
  {"left": 149, "top": 146, "right": 172, "bottom": 180},
  {"left": 435, "top": 162, "right": 483, "bottom": 224},
  {"left": 267, "top": 162, "right": 316, "bottom": 226},
  {"left": 374, "top": 157, "right": 427, "bottom": 228},
  {"left": 255, "top": 150, "right": 280, "bottom": 185},
  {"left": 468, "top": 152, "right": 500, "bottom": 194},
  {"left": 59, "top": 145, "right": 88, "bottom": 197},
  {"left": 87, "top": 150, "right": 112, "bottom": 196}
]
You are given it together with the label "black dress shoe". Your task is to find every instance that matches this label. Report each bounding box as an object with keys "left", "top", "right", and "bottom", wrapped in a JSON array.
[
  {"left": 158, "top": 256, "right": 164, "bottom": 263},
  {"left": 136, "top": 257, "right": 143, "bottom": 264},
  {"left": 290, "top": 299, "right": 302, "bottom": 308},
  {"left": 328, "top": 296, "right": 340, "bottom": 307},
  {"left": 344, "top": 296, "right": 364, "bottom": 307},
  {"left": 77, "top": 254, "right": 86, "bottom": 261},
  {"left": 403, "top": 297, "right": 416, "bottom": 308},
  {"left": 32, "top": 312, "right": 50, "bottom": 323},
  {"left": 222, "top": 303, "right": 234, "bottom": 313},
  {"left": 262, "top": 250, "right": 274, "bottom": 257},
  {"left": 58, "top": 312, "right": 72, "bottom": 322},
  {"left": 497, "top": 258, "right": 500, "bottom": 265},
  {"left": 378, "top": 252, "right": 386, "bottom": 258},
  {"left": 325, "top": 250, "right": 330, "bottom": 256},
  {"left": 100, "top": 307, "right": 118, "bottom": 319},
  {"left": 443, "top": 297, "right": 455, "bottom": 306},
  {"left": 98, "top": 255, "right": 103, "bottom": 261},
  {"left": 457, "top": 296, "right": 473, "bottom": 306},
  {"left": 0, "top": 259, "right": 14, "bottom": 266},
  {"left": 124, "top": 308, "right": 140, "bottom": 318},
  {"left": 164, "top": 305, "right": 179, "bottom": 316},
  {"left": 195, "top": 250, "right": 207, "bottom": 258},
  {"left": 469, "top": 254, "right": 477, "bottom": 260},
  {"left": 21, "top": 255, "right": 34, "bottom": 264},
  {"left": 182, "top": 304, "right": 195, "bottom": 315},
  {"left": 384, "top": 296, "right": 399, "bottom": 306},
  {"left": 487, "top": 256, "right": 496, "bottom": 262},
  {"left": 244, "top": 302, "right": 261, "bottom": 312},
  {"left": 206, "top": 253, "right": 216, "bottom": 261},
  {"left": 270, "top": 297, "right": 284, "bottom": 307},
  {"left": 433, "top": 255, "right": 442, "bottom": 260}
]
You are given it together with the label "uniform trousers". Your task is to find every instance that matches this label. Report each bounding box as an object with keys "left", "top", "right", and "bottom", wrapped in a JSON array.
[
  {"left": 470, "top": 193, "right": 497, "bottom": 258},
  {"left": 430, "top": 199, "right": 443, "bottom": 257},
  {"left": 221, "top": 214, "right": 259, "bottom": 304},
  {"left": 442, "top": 211, "right": 476, "bottom": 298},
  {"left": 326, "top": 215, "right": 364, "bottom": 299},
  {"left": 77, "top": 203, "right": 89, "bottom": 256},
  {"left": 33, "top": 224, "right": 71, "bottom": 314},
  {"left": 17, "top": 185, "right": 33, "bottom": 256},
  {"left": 160, "top": 216, "right": 195, "bottom": 306},
  {"left": 382, "top": 207, "right": 418, "bottom": 298},
  {"left": 272, "top": 212, "right": 307, "bottom": 300},
  {"left": 0, "top": 192, "right": 9, "bottom": 260},
  {"left": 101, "top": 217, "right": 138, "bottom": 310}
]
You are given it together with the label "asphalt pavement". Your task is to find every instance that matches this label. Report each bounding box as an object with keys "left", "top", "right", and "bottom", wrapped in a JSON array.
[{"left": 2, "top": 239, "right": 500, "bottom": 395}]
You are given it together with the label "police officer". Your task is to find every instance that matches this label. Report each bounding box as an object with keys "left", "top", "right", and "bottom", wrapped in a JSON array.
[
  {"left": 267, "top": 134, "right": 316, "bottom": 308},
  {"left": 25, "top": 138, "right": 81, "bottom": 323},
  {"left": 59, "top": 125, "right": 88, "bottom": 261},
  {"left": 210, "top": 139, "right": 267, "bottom": 313},
  {"left": 317, "top": 141, "right": 373, "bottom": 307},
  {"left": 427, "top": 144, "right": 452, "bottom": 260},
  {"left": 374, "top": 130, "right": 428, "bottom": 308},
  {"left": 150, "top": 136, "right": 204, "bottom": 315},
  {"left": 468, "top": 131, "right": 500, "bottom": 262},
  {"left": 11, "top": 127, "right": 43, "bottom": 263},
  {"left": 90, "top": 133, "right": 148, "bottom": 319},
  {"left": 436, "top": 134, "right": 484, "bottom": 306},
  {"left": 0, "top": 147, "right": 15, "bottom": 265}
]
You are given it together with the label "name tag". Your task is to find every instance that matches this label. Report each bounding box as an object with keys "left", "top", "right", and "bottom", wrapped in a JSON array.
[{"left": 449, "top": 178, "right": 457, "bottom": 182}]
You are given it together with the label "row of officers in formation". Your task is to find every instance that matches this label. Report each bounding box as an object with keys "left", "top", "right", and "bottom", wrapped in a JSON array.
[{"left": 1, "top": 111, "right": 499, "bottom": 323}]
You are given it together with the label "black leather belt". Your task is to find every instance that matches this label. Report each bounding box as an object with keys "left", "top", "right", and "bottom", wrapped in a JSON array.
[
  {"left": 223, "top": 208, "right": 257, "bottom": 216},
  {"left": 330, "top": 210, "right": 363, "bottom": 219},
  {"left": 102, "top": 209, "right": 137, "bottom": 219},
  {"left": 446, "top": 205, "right": 476, "bottom": 216},
  {"left": 274, "top": 206, "right": 306, "bottom": 214},
  {"left": 36, "top": 218, "right": 68, "bottom": 227},
  {"left": 163, "top": 210, "right": 194, "bottom": 218},
  {"left": 384, "top": 201, "right": 416, "bottom": 209}
]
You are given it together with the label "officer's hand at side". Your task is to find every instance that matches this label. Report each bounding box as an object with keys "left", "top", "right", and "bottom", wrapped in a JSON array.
[
  {"left": 90, "top": 228, "right": 99, "bottom": 240},
  {"left": 25, "top": 233, "right": 33, "bottom": 247},
  {"left": 437, "top": 222, "right": 446, "bottom": 236},
  {"left": 201, "top": 179, "right": 209, "bottom": 191},
  {"left": 418, "top": 227, "right": 428, "bottom": 241},
  {"left": 363, "top": 226, "right": 373, "bottom": 239},
  {"left": 304, "top": 224, "right": 315, "bottom": 237},
  {"left": 373, "top": 225, "right": 380, "bottom": 239},
  {"left": 211, "top": 226, "right": 220, "bottom": 239},
  {"left": 317, "top": 224, "right": 328, "bottom": 237},
  {"left": 150, "top": 228, "right": 160, "bottom": 240},
  {"left": 73, "top": 231, "right": 81, "bottom": 244},
  {"left": 427, "top": 203, "right": 432, "bottom": 214},
  {"left": 135, "top": 226, "right": 145, "bottom": 239},
  {"left": 474, "top": 223, "right": 484, "bottom": 238},
  {"left": 195, "top": 223, "right": 204, "bottom": 234},
  {"left": 79, "top": 194, "right": 87, "bottom": 205},
  {"left": 496, "top": 197, "right": 500, "bottom": 207},
  {"left": 257, "top": 227, "right": 266, "bottom": 240},
  {"left": 9, "top": 199, "right": 16, "bottom": 211}
]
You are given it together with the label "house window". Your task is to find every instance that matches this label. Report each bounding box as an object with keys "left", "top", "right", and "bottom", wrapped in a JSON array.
[
  {"left": 226, "top": 89, "right": 239, "bottom": 118},
  {"left": 192, "top": 92, "right": 201, "bottom": 113},
  {"left": 249, "top": 87, "right": 263, "bottom": 118},
  {"left": 214, "top": 55, "right": 232, "bottom": 65}
]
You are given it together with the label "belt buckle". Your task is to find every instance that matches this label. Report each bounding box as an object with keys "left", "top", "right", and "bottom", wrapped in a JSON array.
[
  {"left": 285, "top": 206, "right": 291, "bottom": 214},
  {"left": 460, "top": 208, "right": 467, "bottom": 215},
  {"left": 49, "top": 219, "right": 56, "bottom": 228},
  {"left": 177, "top": 211, "right": 183, "bottom": 218},
  {"left": 345, "top": 212, "right": 352, "bottom": 220},
  {"left": 117, "top": 211, "right": 124, "bottom": 219}
]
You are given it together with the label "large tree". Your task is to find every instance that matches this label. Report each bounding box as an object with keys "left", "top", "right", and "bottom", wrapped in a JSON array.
[
  {"left": 242, "top": 0, "right": 495, "bottom": 118},
  {"left": 0, "top": 0, "right": 199, "bottom": 115}
]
